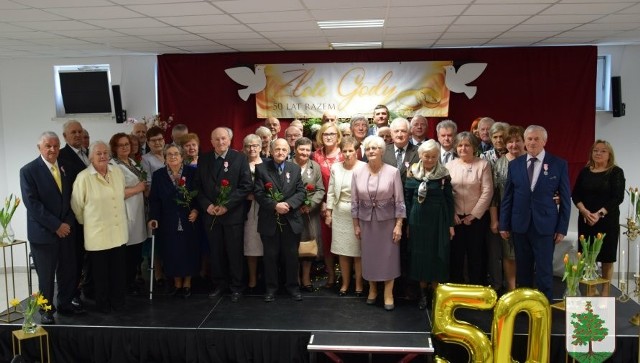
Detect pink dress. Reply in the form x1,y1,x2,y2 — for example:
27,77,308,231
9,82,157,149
351,164,406,281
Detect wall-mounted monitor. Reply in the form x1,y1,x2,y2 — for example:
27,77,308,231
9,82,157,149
54,64,114,118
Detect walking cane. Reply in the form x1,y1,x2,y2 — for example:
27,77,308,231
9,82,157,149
149,230,155,300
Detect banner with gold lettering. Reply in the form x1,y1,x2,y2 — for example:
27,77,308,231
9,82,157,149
255,61,452,119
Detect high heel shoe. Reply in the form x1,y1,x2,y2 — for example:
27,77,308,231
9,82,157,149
354,290,364,298
338,290,347,297
366,295,377,305
384,303,395,311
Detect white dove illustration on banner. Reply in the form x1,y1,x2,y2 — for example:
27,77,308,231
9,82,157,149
225,65,266,101
444,63,488,99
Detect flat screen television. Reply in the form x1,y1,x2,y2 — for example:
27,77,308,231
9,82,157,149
58,70,112,114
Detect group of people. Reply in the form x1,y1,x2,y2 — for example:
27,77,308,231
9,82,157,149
20,106,625,324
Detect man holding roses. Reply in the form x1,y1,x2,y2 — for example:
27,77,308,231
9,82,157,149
254,138,306,302
194,127,252,302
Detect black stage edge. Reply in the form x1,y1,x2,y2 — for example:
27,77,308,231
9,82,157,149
1,279,638,363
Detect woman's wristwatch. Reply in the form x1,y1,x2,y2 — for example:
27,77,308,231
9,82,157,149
598,211,605,218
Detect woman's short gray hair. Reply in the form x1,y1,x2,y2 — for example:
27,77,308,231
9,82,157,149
163,143,185,159
417,139,440,156
362,135,385,150
490,121,509,137
453,131,479,153
350,114,368,128
243,133,261,148
255,126,271,138
88,140,108,158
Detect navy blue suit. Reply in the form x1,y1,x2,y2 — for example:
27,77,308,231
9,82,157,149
20,157,77,310
500,151,571,300
254,160,305,294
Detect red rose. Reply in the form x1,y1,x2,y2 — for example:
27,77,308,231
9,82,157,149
306,184,315,192
265,182,273,190
221,179,230,187
178,177,186,186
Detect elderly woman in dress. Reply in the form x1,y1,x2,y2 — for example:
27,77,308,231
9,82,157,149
312,122,344,288
108,133,148,296
71,141,128,313
326,136,366,296
147,144,200,298
352,135,405,311
292,137,325,292
405,139,454,310
490,126,525,292
242,134,265,291
446,132,493,285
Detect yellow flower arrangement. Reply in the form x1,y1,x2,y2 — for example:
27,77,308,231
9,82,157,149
562,252,584,297
0,193,20,243
10,292,52,333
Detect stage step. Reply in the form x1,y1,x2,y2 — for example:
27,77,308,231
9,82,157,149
308,331,433,363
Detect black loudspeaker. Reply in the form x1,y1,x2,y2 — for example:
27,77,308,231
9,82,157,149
611,76,625,117
112,85,126,123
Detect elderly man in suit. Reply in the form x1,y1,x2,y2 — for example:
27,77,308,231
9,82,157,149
382,117,420,298
499,125,571,301
58,120,90,305
195,127,253,302
383,117,420,183
20,131,85,325
254,138,306,302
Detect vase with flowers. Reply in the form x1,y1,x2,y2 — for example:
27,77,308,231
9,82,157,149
580,233,605,281
1,193,20,244
10,292,52,334
562,253,584,298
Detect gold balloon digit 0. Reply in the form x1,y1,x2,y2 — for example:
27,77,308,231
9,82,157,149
492,288,550,363
431,283,498,363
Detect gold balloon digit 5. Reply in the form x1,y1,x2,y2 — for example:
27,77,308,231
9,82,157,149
432,284,498,363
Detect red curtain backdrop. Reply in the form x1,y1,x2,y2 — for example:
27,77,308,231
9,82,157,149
157,46,596,184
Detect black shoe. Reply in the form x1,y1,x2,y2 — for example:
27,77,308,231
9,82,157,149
182,287,192,299
264,293,275,302
302,284,315,293
384,304,395,311
167,286,180,297
355,291,364,298
291,292,303,301
208,287,225,299
230,292,241,303
57,304,86,315
418,296,428,310
40,311,55,325
338,290,347,297
71,297,84,309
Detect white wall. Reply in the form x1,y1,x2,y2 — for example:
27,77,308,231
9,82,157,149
0,55,156,267
597,45,640,278
1,47,639,271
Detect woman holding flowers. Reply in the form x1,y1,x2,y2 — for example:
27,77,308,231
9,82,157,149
326,136,365,296
571,140,625,295
312,122,344,288
292,137,325,292
147,144,199,298
109,133,148,295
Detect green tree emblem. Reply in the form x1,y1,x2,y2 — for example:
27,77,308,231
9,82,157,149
568,300,613,362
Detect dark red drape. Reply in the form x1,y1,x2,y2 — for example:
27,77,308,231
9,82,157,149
157,46,596,184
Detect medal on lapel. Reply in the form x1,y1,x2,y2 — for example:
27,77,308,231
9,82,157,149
286,171,290,183
223,161,229,172
543,163,548,176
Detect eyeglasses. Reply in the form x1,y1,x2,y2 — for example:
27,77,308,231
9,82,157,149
117,143,130,148
323,133,337,138
245,144,260,149
149,137,164,143
166,152,181,157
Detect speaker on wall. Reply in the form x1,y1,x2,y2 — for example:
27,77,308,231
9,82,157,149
112,85,126,123
611,76,625,118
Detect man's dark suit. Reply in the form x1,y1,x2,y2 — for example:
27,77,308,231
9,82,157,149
499,152,571,301
382,143,419,184
254,160,305,294
58,144,89,298
195,149,252,293
20,157,77,311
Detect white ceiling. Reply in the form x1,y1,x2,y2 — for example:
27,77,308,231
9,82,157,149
1,0,639,58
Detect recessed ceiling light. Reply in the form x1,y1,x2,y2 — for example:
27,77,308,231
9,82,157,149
330,42,383,49
318,19,384,29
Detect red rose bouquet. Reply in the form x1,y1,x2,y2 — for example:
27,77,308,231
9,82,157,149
304,184,315,207
265,182,285,231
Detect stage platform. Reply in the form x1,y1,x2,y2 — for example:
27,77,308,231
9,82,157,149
0,278,638,363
